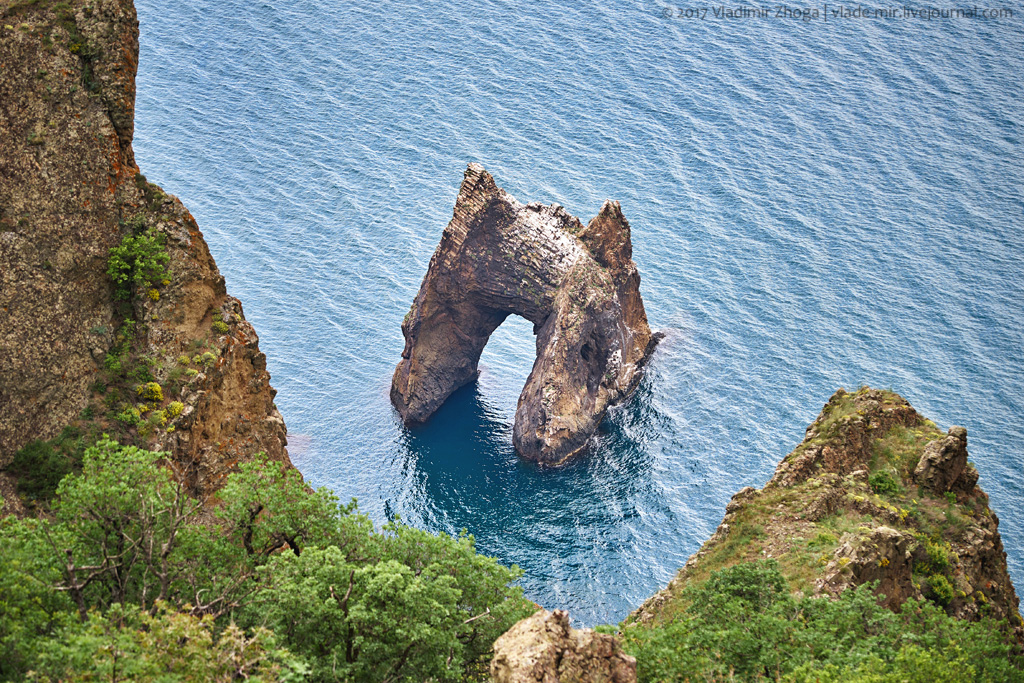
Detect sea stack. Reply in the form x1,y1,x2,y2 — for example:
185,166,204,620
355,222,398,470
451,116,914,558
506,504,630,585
391,164,658,465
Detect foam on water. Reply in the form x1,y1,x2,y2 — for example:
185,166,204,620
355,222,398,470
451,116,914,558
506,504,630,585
134,0,1024,625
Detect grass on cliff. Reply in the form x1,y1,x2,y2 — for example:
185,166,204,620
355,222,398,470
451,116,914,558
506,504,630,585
620,560,1024,682
639,387,1010,631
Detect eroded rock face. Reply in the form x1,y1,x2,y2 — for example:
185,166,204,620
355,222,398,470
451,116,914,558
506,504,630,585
914,425,978,494
629,388,1022,631
491,609,637,683
0,0,289,497
391,164,657,464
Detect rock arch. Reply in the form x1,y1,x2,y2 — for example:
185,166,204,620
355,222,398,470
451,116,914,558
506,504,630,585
391,164,659,465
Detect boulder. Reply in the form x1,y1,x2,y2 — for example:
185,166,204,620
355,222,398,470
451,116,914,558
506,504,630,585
491,609,636,683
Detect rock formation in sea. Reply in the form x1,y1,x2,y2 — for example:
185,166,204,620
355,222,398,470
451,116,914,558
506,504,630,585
630,387,1021,627
391,164,659,465
0,0,289,507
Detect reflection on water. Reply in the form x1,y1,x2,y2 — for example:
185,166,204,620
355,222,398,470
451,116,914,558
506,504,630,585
387,365,694,622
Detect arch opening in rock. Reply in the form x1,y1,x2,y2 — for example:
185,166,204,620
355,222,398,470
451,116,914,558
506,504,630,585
391,164,661,465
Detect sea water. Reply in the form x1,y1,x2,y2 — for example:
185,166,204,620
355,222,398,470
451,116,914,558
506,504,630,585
133,0,1024,625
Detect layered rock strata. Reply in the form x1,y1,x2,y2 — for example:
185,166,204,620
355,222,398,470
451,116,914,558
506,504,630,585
391,164,657,464
491,609,637,683
629,387,1021,627
0,0,289,500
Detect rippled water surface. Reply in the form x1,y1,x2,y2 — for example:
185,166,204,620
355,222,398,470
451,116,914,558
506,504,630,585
134,0,1024,625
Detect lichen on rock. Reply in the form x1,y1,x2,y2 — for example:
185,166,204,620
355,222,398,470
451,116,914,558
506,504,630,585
391,164,659,465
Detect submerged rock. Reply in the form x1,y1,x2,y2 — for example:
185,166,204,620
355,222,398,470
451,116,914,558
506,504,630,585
391,164,658,465
491,609,636,683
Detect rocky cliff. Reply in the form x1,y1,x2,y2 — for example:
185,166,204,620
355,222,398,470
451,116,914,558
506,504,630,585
392,164,659,465
0,0,289,507
630,387,1021,628
489,388,1022,678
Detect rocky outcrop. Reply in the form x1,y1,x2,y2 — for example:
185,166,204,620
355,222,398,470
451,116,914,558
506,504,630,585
630,388,1021,629
0,0,288,499
914,426,978,494
491,609,636,683
391,164,658,465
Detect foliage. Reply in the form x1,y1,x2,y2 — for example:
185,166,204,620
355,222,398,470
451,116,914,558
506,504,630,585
167,400,184,418
212,312,230,333
50,438,215,618
113,406,141,426
27,603,307,682
0,443,532,682
869,470,901,496
0,517,76,680
135,381,163,402
249,528,533,682
928,573,954,606
106,226,170,301
102,320,136,376
218,455,349,559
622,560,1023,682
4,426,89,501
918,538,953,573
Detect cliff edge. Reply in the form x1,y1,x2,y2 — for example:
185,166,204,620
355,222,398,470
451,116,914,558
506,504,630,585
0,0,289,507
630,387,1021,628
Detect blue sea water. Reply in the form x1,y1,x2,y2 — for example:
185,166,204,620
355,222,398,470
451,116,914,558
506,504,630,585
133,0,1024,625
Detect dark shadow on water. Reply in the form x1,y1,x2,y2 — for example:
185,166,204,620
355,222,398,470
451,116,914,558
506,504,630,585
388,368,681,623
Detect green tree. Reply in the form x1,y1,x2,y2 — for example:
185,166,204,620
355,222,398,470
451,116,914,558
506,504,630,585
250,526,534,682
0,518,76,680
622,560,1024,682
28,602,307,682
0,439,534,681
49,438,219,618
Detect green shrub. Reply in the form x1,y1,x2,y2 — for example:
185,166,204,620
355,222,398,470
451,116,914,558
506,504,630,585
869,470,901,496
26,603,305,682
212,320,229,334
0,444,533,681
4,428,84,501
126,363,155,383
622,560,1024,683
166,401,184,418
114,406,141,426
102,353,123,374
135,382,163,403
919,539,952,573
106,227,170,301
200,352,217,367
929,574,955,606
808,532,839,549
